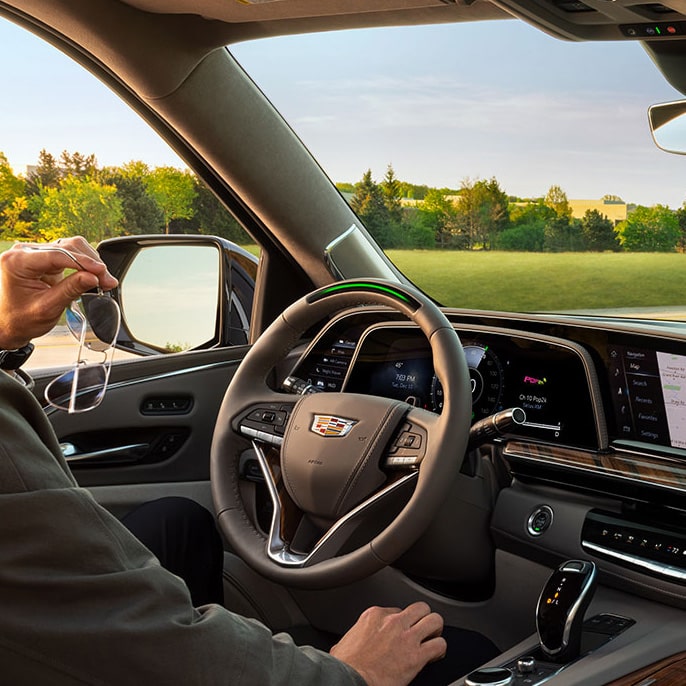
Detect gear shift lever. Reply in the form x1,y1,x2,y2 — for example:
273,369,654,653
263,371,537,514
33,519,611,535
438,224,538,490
536,560,596,663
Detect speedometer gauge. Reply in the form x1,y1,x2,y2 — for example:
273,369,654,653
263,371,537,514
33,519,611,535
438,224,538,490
430,343,505,420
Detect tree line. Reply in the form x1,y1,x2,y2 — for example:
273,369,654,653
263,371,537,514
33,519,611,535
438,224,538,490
342,166,686,252
2,152,685,252
0,150,251,244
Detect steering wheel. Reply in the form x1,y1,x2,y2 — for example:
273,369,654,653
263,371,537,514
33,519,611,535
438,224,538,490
211,279,471,589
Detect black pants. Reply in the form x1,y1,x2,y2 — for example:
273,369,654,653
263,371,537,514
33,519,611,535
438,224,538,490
122,498,499,683
122,496,224,607
410,626,500,685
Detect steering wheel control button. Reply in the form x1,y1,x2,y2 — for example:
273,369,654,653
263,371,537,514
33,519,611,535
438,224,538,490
527,505,554,536
386,422,427,468
398,431,421,448
465,667,514,685
239,404,293,446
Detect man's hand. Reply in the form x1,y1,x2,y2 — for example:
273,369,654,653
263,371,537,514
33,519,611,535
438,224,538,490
0,236,118,349
330,602,446,686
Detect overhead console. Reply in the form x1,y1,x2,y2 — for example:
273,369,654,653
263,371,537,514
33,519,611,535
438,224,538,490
490,0,686,41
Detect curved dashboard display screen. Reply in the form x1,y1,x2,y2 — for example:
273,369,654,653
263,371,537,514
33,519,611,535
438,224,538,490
344,327,600,449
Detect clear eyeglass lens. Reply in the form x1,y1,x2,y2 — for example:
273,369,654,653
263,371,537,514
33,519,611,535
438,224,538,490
45,362,109,413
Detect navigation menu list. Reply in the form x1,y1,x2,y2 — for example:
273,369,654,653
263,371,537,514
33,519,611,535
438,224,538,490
656,352,686,449
609,345,686,449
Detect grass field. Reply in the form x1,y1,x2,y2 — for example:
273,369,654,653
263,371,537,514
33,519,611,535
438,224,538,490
385,250,686,315
5,240,685,317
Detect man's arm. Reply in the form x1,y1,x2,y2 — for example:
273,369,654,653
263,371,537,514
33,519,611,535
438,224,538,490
0,236,445,686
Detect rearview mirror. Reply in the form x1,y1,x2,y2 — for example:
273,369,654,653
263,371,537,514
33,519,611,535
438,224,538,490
648,100,686,154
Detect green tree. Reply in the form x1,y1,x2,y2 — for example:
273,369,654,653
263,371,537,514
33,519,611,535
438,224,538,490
0,197,33,241
0,152,24,216
398,182,429,201
99,164,163,235
350,169,396,247
675,202,686,252
381,164,403,226
335,182,356,195
453,177,509,250
541,186,581,251
398,210,435,248
60,150,98,178
494,223,545,251
544,216,584,252
581,209,619,251
190,180,251,243
615,205,679,252
419,188,460,248
544,184,572,220
25,149,61,197
145,166,197,234
497,201,550,251
35,176,123,243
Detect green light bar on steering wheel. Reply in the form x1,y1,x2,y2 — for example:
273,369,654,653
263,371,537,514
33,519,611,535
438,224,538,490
306,281,421,311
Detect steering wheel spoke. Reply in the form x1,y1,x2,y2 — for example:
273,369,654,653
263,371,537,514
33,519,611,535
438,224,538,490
253,438,418,567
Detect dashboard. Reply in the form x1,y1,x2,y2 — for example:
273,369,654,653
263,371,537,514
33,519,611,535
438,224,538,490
291,308,686,459
288,307,686,597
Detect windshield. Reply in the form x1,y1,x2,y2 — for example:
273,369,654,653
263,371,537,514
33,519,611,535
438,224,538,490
233,21,686,320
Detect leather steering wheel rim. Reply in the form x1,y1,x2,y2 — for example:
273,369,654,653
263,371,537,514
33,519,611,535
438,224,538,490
211,279,472,589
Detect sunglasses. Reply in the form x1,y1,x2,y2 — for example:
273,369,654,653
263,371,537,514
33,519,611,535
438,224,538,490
24,244,121,413
45,291,121,413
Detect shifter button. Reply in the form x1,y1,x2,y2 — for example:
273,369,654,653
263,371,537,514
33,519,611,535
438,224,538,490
563,561,585,572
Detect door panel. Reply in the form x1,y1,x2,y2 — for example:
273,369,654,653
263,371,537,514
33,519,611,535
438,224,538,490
31,346,249,513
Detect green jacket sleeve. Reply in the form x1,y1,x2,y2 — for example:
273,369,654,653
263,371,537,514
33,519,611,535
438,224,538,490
0,373,366,686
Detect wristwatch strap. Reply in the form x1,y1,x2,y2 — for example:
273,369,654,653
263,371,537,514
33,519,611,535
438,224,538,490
0,343,35,370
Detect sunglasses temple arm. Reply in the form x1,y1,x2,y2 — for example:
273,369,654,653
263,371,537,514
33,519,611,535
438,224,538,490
68,315,89,414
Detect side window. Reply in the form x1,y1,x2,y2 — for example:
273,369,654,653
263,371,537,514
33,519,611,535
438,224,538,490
0,18,259,370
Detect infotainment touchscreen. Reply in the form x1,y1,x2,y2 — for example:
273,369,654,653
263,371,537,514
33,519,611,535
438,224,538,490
608,345,686,451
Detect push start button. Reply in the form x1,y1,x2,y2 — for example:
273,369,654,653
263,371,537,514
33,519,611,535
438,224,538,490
527,505,553,536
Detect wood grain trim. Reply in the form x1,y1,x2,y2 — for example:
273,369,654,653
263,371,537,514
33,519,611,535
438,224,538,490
603,651,686,685
503,441,686,493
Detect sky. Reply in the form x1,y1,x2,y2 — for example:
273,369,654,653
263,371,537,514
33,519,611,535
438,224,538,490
1,14,686,207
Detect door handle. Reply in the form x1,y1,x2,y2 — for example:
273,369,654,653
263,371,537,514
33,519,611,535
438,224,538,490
61,442,150,464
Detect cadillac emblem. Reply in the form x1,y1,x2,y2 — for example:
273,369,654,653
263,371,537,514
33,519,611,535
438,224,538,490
311,414,357,437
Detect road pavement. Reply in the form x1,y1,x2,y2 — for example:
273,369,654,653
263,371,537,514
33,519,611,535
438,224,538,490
27,326,135,371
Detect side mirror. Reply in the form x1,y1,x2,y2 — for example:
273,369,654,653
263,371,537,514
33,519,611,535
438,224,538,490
648,100,686,155
97,235,258,356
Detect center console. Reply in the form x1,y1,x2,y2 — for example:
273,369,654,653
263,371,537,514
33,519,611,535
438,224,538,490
464,561,635,686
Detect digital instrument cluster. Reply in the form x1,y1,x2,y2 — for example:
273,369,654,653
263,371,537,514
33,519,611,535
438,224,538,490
343,326,601,449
